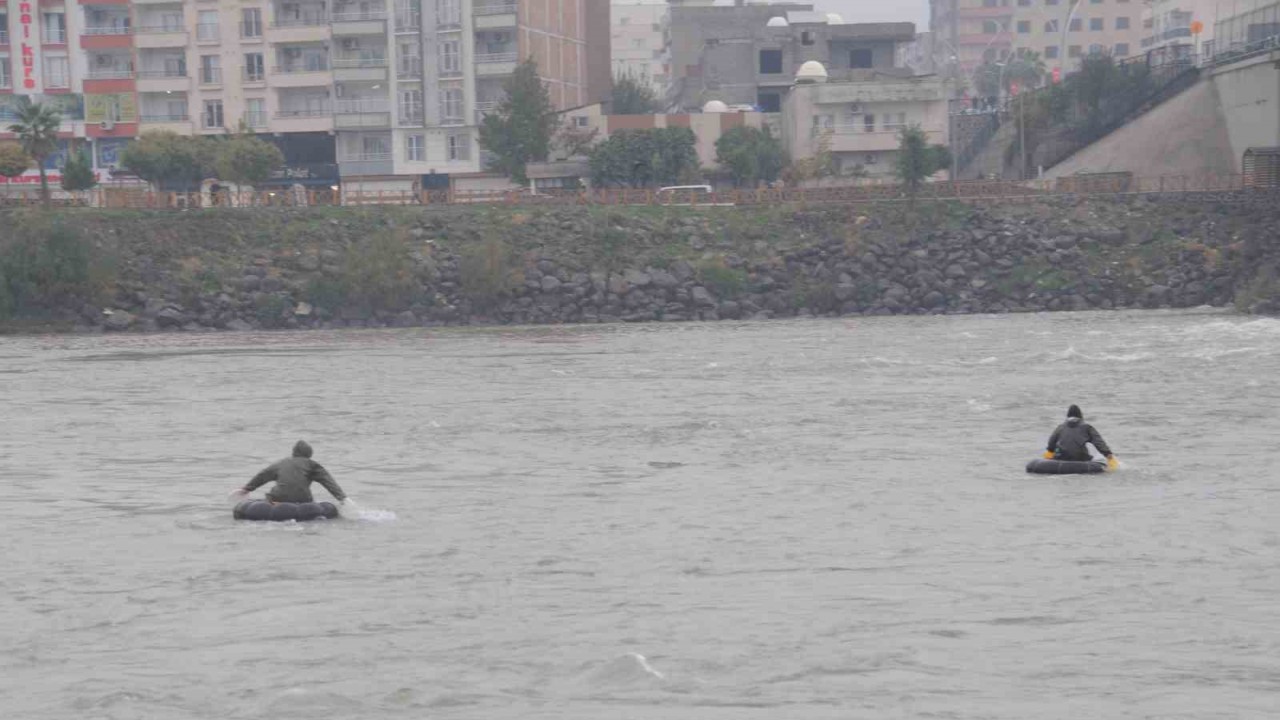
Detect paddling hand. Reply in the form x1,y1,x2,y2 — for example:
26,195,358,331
1106,455,1119,472
229,488,249,501
1042,450,1054,460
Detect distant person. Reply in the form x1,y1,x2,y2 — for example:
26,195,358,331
1044,405,1118,470
232,441,349,504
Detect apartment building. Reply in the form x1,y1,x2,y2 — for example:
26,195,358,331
611,0,670,98
1141,0,1219,56
666,1,915,114
930,0,1145,84
781,61,952,180
0,0,610,192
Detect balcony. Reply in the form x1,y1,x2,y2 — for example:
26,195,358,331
333,55,388,81
198,68,223,86
337,151,393,176
815,127,945,154
137,68,190,92
242,67,267,84
270,14,331,43
85,67,135,80
475,51,517,76
334,98,391,128
139,112,193,133
474,100,499,122
81,24,133,49
398,106,424,125
273,107,335,132
135,26,189,48
272,64,333,87
42,28,67,45
331,10,387,37
240,24,267,42
474,1,516,29
244,110,269,128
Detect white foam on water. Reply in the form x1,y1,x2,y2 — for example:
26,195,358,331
338,499,397,523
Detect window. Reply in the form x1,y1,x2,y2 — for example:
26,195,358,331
361,135,390,157
1044,20,1059,33
1068,45,1082,57
850,48,873,68
1116,17,1130,30
200,55,221,84
399,88,423,123
436,0,461,27
1088,43,1104,55
1069,18,1082,31
1044,45,1059,59
42,13,66,44
864,152,877,165
1017,0,1030,5
197,10,219,41
573,116,588,127
1114,43,1129,56
0,58,9,88
757,91,781,113
1047,0,1059,4
982,20,1000,34
406,134,425,161
244,53,264,81
447,131,470,161
242,8,262,38
864,114,875,132
245,98,266,127
439,86,463,123
1089,18,1103,31
439,40,460,75
203,99,224,129
44,56,69,87
1017,21,1030,33
758,49,782,74
801,31,814,46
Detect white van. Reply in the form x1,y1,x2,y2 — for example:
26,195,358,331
654,185,733,206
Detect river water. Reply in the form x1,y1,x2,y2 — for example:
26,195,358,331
2,310,1278,719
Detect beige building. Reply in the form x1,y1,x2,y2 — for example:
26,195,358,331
611,0,670,97
781,61,952,180
0,0,610,193
930,0,1145,85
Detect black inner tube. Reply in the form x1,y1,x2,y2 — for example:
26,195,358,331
1025,458,1107,475
233,500,339,521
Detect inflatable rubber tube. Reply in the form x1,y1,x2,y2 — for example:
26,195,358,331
233,500,339,522
1025,458,1107,475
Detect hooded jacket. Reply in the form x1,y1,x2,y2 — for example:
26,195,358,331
1047,416,1112,462
245,442,346,503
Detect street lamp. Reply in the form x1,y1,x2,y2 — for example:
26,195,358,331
1058,0,1083,78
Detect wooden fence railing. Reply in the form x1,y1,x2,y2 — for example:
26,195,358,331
0,174,1265,211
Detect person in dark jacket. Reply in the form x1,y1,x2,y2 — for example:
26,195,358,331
234,441,348,503
1045,405,1118,469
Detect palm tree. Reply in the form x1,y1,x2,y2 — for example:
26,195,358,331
7,98,64,206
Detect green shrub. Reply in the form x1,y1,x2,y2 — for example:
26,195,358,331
695,261,747,298
301,229,420,315
254,294,293,328
0,216,112,320
459,234,518,309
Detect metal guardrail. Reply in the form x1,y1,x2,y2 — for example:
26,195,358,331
474,2,517,15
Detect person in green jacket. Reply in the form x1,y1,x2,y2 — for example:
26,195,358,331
233,441,348,504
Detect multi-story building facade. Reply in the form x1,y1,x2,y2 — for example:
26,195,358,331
0,0,610,192
666,1,915,114
930,0,1145,88
611,0,670,99
781,62,953,180
1141,0,1218,56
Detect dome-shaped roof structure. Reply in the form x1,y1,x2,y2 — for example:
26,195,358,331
826,13,844,25
766,16,789,28
702,100,730,113
795,60,829,84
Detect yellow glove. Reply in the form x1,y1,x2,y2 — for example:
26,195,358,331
1107,455,1119,471
1042,450,1054,460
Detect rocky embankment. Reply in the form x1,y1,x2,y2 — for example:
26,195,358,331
4,193,1279,333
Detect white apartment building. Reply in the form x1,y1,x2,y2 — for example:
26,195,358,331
611,0,669,97
1141,0,1222,56
0,0,609,192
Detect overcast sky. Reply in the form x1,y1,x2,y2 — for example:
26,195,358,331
706,0,931,30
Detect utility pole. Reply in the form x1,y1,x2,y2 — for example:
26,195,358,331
1019,90,1027,180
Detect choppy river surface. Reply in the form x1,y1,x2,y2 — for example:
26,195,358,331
2,310,1279,719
